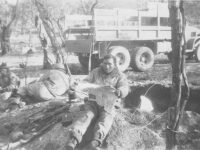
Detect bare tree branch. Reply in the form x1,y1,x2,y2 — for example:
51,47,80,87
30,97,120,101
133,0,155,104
7,0,19,28
56,18,65,45
90,0,98,14
180,0,190,115
81,0,87,14
32,0,64,63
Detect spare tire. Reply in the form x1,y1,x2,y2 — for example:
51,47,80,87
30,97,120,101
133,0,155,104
78,54,101,69
108,46,131,72
130,47,154,72
195,45,200,62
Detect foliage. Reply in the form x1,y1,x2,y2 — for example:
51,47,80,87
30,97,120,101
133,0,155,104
0,0,19,55
16,0,36,34
0,0,18,26
184,1,200,27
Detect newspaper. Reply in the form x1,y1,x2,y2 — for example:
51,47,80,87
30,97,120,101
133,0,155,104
77,82,117,113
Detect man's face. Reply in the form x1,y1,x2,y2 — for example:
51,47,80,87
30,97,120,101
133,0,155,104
0,69,7,76
102,58,115,73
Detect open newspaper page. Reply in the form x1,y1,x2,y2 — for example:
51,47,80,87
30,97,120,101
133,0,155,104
77,82,117,113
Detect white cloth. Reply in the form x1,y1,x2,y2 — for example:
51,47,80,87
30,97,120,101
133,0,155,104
0,92,12,101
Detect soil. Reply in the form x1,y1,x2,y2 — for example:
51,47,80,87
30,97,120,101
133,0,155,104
1,41,200,150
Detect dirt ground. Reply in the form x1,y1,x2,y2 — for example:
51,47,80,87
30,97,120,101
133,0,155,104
1,42,200,150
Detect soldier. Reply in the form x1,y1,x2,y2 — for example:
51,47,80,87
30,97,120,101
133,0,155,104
0,63,20,101
0,63,20,111
16,63,70,103
66,54,129,150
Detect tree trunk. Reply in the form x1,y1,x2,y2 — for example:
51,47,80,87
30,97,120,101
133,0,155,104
166,1,190,149
41,19,63,63
0,0,18,56
32,0,63,63
43,48,52,69
1,26,11,55
166,1,182,148
35,15,53,69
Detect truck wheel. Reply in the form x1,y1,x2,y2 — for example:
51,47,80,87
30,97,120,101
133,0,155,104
108,46,131,72
78,54,100,69
130,47,154,72
195,46,200,62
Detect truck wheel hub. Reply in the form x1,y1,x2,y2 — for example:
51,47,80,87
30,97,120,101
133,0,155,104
116,53,125,65
140,54,148,64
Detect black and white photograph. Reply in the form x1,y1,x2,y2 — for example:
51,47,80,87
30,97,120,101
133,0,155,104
0,0,200,150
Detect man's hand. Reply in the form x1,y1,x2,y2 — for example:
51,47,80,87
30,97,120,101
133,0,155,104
104,85,116,92
70,79,79,89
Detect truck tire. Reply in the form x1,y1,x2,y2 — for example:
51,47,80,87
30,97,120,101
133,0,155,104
130,47,154,72
195,45,200,62
78,54,100,69
108,46,131,72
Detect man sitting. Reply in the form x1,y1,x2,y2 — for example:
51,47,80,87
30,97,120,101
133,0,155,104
66,54,129,150
0,63,20,111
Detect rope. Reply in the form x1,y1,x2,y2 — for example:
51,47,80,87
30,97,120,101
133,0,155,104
128,107,174,131
129,70,189,118
144,83,158,96
122,106,200,135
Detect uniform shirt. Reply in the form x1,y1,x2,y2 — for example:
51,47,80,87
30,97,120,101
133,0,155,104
83,67,129,98
0,72,20,92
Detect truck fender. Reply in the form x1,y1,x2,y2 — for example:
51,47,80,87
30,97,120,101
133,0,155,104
193,38,200,50
186,37,200,51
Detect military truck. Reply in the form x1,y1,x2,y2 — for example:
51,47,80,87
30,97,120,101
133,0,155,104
64,3,200,72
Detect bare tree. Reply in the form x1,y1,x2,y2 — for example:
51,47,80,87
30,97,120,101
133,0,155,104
34,14,52,69
31,0,80,67
31,0,64,64
166,0,190,149
0,0,19,55
80,0,116,15
184,1,200,27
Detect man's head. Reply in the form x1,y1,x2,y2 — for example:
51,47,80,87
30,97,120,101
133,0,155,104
101,54,117,74
0,63,9,76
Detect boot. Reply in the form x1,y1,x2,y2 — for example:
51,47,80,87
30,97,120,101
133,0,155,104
83,140,101,150
66,137,78,150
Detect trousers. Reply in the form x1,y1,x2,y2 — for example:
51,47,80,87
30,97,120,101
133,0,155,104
70,100,115,144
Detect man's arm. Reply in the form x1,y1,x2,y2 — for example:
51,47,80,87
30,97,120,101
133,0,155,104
82,69,96,83
116,74,129,98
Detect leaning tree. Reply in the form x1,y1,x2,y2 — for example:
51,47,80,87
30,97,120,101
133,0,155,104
0,0,19,55
166,0,190,149
31,0,81,69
